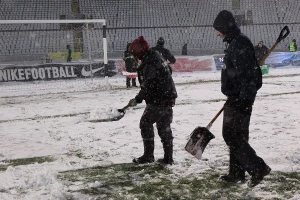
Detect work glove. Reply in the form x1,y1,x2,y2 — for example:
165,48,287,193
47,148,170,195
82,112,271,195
129,98,137,107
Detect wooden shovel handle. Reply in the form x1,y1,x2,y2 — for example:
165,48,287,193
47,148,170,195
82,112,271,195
206,106,224,130
122,104,131,110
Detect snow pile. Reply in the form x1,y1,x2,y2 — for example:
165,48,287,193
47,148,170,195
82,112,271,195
88,107,123,121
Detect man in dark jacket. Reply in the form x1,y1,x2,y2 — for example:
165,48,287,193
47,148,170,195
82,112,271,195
254,41,269,65
151,37,176,73
127,36,178,165
213,10,271,188
123,42,138,88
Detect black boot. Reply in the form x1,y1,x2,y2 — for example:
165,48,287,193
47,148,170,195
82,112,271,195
248,165,271,187
157,140,174,165
219,174,246,183
133,139,154,164
220,153,246,183
132,78,138,87
126,77,131,88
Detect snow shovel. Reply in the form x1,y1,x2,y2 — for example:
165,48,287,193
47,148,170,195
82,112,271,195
259,25,290,66
185,106,224,159
88,104,131,123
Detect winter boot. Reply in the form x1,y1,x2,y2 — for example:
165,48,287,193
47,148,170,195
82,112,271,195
126,78,131,88
133,139,155,164
220,153,246,183
132,78,138,87
157,140,174,165
248,165,271,187
219,174,246,183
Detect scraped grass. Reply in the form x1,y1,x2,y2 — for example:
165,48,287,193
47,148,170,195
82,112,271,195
0,156,55,171
59,163,300,199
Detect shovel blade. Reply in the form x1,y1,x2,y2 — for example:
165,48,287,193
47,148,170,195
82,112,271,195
117,109,126,114
185,126,215,159
88,110,125,123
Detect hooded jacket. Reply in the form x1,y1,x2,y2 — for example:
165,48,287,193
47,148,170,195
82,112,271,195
135,49,177,106
213,10,262,106
151,44,176,64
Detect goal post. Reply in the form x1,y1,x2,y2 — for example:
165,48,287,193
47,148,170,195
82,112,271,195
0,19,108,78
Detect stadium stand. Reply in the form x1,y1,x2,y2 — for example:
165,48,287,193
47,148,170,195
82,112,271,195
0,0,299,61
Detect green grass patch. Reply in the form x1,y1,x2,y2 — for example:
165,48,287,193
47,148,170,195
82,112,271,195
59,163,300,199
0,156,55,171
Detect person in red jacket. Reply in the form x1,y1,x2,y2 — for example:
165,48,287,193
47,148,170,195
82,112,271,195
127,36,178,165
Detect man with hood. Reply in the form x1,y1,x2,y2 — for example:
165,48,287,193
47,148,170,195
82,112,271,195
151,37,176,73
127,36,178,165
213,10,271,187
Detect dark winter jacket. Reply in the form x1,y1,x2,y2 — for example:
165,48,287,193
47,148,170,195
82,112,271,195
151,44,176,64
123,43,138,72
213,10,262,107
123,50,137,72
135,49,177,106
254,45,269,65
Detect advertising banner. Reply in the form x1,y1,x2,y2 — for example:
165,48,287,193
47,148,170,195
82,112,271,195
0,61,117,82
115,56,215,73
213,52,300,70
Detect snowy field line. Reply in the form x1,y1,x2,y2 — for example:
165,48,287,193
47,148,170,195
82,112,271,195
1,71,300,98
0,89,300,124
0,67,300,199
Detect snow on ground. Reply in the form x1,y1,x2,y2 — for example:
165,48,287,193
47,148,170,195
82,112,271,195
1,67,300,199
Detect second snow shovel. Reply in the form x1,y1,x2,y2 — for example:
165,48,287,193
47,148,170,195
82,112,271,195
88,104,131,122
259,25,290,66
185,106,224,159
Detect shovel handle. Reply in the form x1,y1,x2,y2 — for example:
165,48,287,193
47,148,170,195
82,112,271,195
259,26,290,66
206,106,224,130
122,104,131,110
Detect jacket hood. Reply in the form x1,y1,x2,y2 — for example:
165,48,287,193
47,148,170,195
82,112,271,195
213,10,241,42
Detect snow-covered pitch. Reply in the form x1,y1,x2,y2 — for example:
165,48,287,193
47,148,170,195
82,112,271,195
1,67,300,199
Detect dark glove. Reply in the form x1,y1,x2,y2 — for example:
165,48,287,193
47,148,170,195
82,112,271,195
170,99,176,107
135,95,143,104
129,98,137,107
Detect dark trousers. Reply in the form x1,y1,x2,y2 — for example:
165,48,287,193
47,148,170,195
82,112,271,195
126,77,136,87
140,104,173,143
222,106,268,177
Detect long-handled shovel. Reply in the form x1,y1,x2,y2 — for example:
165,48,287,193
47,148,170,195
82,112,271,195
259,25,290,66
185,106,224,159
88,104,131,122
185,26,290,160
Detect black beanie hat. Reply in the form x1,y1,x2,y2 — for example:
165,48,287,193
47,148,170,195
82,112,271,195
213,10,238,35
157,37,165,46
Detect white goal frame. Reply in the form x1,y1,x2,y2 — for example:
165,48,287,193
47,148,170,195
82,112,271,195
0,19,108,77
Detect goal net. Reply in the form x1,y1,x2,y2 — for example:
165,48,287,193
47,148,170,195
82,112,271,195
0,19,116,92
0,19,115,94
